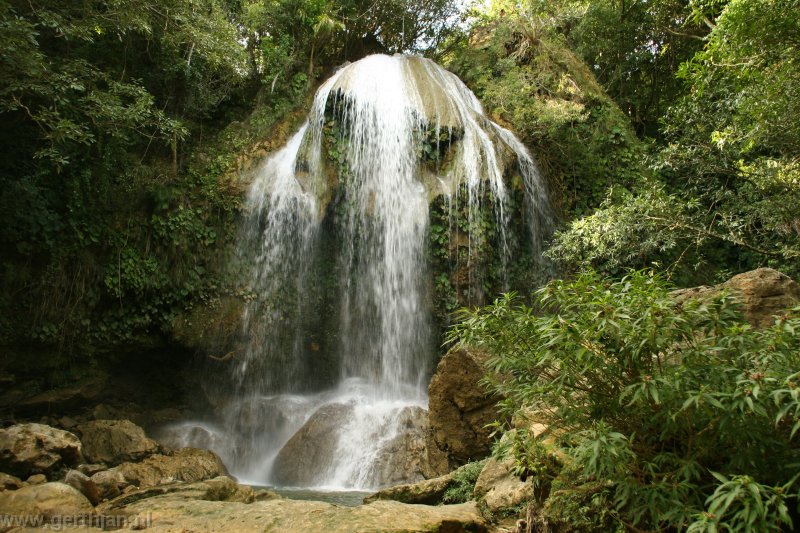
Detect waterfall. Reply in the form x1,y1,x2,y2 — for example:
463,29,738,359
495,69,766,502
158,54,552,491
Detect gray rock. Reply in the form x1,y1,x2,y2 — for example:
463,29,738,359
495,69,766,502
76,419,159,465
367,406,431,487
0,423,82,478
270,403,353,486
97,475,256,513
77,463,108,476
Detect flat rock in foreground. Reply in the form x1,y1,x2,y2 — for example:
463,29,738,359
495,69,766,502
119,498,487,533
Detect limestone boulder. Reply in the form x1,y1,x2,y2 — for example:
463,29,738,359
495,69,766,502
364,472,455,505
76,419,158,465
0,482,93,518
271,404,433,488
672,268,800,328
366,406,431,487
271,403,352,486
0,423,82,478
426,348,502,475
473,455,533,515
90,468,126,501
111,447,227,489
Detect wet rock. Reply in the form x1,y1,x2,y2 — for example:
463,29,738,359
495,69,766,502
112,447,227,489
672,268,800,328
64,469,100,505
270,403,355,486
76,419,158,465
272,404,433,487
0,423,82,478
0,482,93,518
368,407,431,487
426,348,502,475
364,472,455,505
0,471,23,490
473,455,533,515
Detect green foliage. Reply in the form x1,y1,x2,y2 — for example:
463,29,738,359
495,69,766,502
568,0,708,137
242,0,460,88
442,459,487,504
0,0,305,356
546,0,800,284
448,270,800,530
447,18,646,217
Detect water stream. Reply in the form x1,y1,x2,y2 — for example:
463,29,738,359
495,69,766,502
158,54,552,492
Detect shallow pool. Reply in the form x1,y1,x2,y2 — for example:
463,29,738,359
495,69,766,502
260,487,372,507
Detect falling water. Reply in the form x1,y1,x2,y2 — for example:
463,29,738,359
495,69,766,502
158,54,552,490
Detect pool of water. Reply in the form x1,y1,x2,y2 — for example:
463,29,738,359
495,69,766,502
258,487,371,507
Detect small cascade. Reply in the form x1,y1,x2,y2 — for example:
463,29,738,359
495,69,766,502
159,54,552,491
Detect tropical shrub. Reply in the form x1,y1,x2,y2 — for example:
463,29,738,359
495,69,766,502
448,270,800,530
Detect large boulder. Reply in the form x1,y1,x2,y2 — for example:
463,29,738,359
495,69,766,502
426,348,502,475
271,403,351,486
0,423,82,478
272,404,432,488
111,447,227,489
672,268,800,328
0,482,93,518
76,419,159,465
364,406,431,487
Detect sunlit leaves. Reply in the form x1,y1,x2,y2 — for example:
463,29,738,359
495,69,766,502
449,271,800,529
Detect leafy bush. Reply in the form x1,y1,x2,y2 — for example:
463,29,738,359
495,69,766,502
448,270,800,530
442,459,487,504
